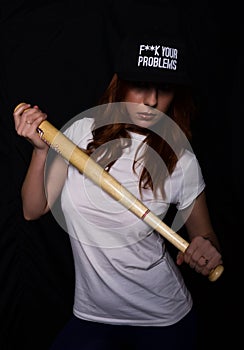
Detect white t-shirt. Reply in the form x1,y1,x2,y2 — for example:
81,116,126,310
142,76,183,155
61,117,205,326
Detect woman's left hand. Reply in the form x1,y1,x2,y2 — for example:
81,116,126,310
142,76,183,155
176,236,223,276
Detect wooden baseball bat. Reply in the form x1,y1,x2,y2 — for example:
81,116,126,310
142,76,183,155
14,103,224,281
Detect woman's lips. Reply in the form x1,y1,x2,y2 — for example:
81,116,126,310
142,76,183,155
137,112,156,120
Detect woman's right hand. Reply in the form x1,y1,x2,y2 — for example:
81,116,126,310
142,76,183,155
13,102,49,151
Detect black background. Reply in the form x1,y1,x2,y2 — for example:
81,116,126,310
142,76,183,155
0,1,241,349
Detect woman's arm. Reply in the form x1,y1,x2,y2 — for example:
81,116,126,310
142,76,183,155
21,147,50,219
13,103,67,220
176,191,223,276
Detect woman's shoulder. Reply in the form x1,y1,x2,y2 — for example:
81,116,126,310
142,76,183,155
62,117,94,145
63,116,94,131
176,148,198,166
174,148,204,182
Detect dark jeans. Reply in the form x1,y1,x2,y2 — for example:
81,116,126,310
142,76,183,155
50,308,197,350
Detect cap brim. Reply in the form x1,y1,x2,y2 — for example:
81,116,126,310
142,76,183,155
117,71,191,86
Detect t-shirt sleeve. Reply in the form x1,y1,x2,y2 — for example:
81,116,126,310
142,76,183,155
62,117,94,146
175,151,206,210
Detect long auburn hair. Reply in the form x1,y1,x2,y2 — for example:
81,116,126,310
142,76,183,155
86,74,196,198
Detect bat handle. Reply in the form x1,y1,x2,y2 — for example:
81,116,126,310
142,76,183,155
182,241,224,282
181,242,224,282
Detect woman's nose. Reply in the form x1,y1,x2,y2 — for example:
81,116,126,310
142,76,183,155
143,88,158,107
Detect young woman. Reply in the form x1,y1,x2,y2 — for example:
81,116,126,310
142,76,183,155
13,34,223,350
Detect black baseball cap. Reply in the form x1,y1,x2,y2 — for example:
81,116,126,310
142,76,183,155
115,33,191,86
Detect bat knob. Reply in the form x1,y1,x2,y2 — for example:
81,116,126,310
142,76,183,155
208,264,224,282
